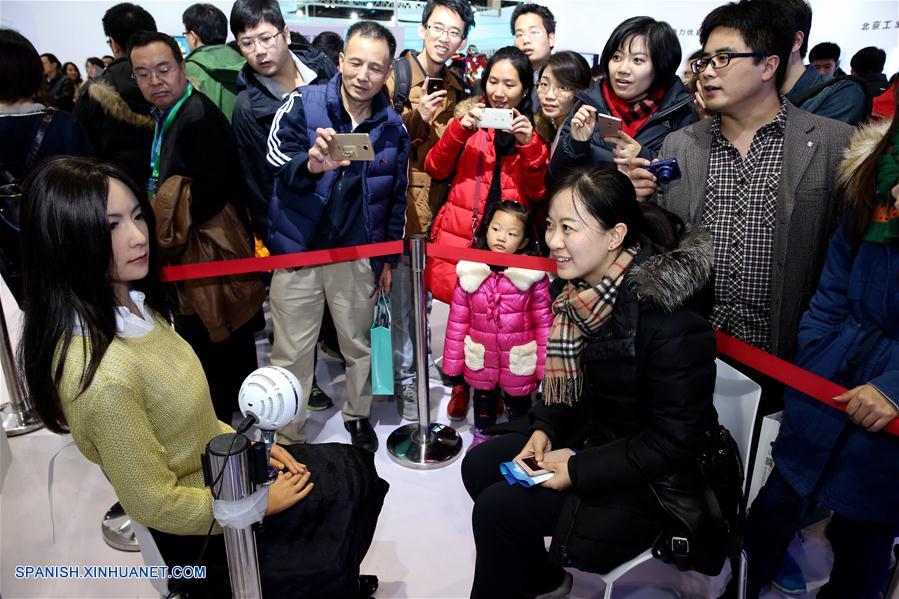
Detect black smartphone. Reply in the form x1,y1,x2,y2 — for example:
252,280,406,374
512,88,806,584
521,456,541,470
427,77,444,95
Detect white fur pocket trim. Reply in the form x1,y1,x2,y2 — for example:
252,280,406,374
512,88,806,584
464,336,486,371
509,340,538,376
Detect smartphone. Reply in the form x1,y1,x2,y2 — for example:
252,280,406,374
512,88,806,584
517,454,550,476
427,77,444,95
595,113,623,139
327,133,375,161
477,107,514,130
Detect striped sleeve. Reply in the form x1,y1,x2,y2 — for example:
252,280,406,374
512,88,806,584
266,90,315,187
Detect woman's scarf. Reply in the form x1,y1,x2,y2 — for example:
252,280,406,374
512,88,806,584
866,129,899,245
602,81,666,138
544,244,639,405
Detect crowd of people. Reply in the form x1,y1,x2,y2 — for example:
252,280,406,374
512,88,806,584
1,0,897,597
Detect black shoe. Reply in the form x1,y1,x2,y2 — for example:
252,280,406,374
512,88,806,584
307,381,333,411
357,574,378,598
345,418,378,452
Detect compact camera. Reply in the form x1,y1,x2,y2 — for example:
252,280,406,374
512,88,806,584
645,158,682,184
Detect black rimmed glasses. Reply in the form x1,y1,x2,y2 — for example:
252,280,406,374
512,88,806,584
690,52,769,74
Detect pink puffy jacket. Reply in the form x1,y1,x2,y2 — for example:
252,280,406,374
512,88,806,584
442,261,554,396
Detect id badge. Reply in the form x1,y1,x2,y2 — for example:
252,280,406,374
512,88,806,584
146,177,159,198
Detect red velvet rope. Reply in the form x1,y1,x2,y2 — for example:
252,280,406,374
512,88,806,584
160,241,898,436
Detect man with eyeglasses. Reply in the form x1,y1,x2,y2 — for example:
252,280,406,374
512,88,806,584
384,0,475,421
230,0,335,244
510,2,555,108
266,22,409,452
629,0,851,364
128,30,263,426
74,2,157,186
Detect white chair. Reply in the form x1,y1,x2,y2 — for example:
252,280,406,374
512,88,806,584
593,358,762,599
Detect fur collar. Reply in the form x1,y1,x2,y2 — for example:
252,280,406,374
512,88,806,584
456,260,546,292
629,225,713,313
837,118,892,188
87,80,154,129
453,97,555,144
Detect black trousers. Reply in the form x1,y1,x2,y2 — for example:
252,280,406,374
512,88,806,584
745,466,898,599
461,433,664,598
175,311,261,422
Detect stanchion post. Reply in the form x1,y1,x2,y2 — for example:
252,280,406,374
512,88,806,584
0,293,42,436
387,235,462,469
204,434,263,599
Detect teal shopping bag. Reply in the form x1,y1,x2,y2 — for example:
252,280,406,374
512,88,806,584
370,290,394,395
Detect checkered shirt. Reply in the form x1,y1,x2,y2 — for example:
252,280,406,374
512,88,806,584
701,100,788,351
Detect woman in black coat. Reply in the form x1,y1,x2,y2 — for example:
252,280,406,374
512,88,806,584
461,167,722,598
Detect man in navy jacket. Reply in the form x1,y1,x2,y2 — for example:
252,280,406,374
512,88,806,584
266,21,409,451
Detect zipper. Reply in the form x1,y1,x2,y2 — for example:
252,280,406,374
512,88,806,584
560,497,581,566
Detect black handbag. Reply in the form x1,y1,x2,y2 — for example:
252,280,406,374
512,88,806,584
0,108,56,304
649,424,744,576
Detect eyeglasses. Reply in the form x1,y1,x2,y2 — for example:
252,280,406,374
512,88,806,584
536,80,573,95
514,29,547,42
237,31,284,51
690,52,769,74
132,62,177,81
426,23,464,41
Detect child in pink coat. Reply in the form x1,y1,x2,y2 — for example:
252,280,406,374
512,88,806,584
442,202,554,449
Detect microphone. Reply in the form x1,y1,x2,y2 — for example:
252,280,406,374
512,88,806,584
237,366,303,482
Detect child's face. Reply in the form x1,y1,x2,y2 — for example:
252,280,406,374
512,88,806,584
486,210,527,254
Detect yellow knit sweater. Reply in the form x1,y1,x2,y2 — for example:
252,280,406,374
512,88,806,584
58,317,234,535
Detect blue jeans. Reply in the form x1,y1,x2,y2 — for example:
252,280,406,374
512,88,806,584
745,466,897,598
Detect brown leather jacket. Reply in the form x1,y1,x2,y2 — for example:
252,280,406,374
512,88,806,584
153,175,264,342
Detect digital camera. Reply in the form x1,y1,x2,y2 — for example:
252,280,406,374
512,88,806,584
645,158,682,184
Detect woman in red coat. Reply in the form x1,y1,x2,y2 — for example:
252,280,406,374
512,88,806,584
425,45,549,305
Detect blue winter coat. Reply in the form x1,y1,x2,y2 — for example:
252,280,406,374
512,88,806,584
773,226,899,525
265,73,409,274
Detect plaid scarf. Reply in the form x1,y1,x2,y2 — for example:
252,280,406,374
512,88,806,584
602,81,667,138
544,244,639,405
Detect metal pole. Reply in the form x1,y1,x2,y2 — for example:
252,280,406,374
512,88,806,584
0,292,42,436
205,433,263,599
387,235,462,469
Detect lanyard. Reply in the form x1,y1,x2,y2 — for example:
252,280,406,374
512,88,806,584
147,83,193,196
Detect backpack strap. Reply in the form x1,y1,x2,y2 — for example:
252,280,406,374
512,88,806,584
24,108,56,170
392,55,413,113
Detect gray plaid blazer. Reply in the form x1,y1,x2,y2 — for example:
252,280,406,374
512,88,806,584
652,102,852,358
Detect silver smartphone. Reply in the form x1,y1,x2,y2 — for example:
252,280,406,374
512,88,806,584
477,108,514,130
595,113,623,138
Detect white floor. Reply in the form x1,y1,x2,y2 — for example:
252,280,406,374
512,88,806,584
0,291,838,598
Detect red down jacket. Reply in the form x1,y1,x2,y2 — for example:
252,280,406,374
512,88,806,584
442,260,554,396
424,105,549,304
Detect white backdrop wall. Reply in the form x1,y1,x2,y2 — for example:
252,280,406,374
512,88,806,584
0,1,897,85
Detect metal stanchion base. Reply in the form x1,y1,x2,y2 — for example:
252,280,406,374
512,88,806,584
1,403,43,436
386,422,463,470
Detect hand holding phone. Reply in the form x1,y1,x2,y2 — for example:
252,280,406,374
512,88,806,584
517,454,550,476
426,77,444,95
477,107,514,130
308,127,351,174
419,77,448,125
